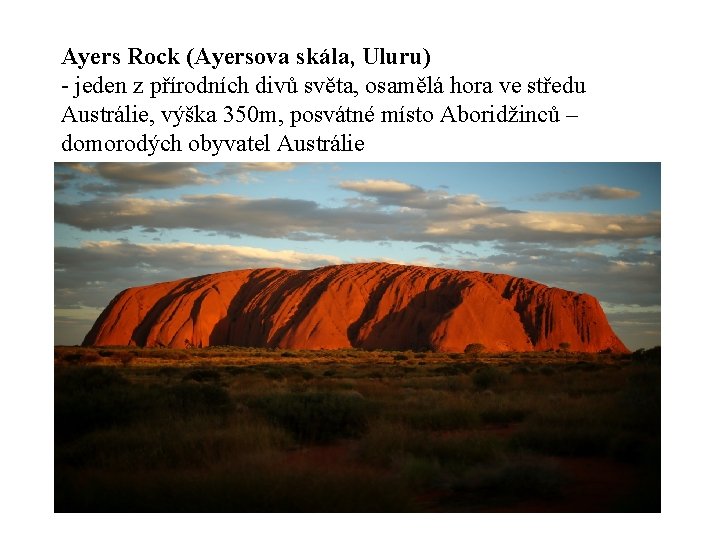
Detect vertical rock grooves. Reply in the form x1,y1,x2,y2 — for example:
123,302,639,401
83,262,628,353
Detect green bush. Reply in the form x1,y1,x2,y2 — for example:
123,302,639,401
55,368,146,440
539,366,556,376
169,383,234,417
512,365,534,374
471,366,508,390
182,368,222,383
433,365,461,376
247,391,370,442
55,367,235,442
264,369,285,380
155,366,181,378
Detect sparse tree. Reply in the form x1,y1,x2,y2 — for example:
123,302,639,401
464,343,486,354
464,343,486,359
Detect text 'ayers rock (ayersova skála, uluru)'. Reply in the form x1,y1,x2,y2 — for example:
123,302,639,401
83,262,629,353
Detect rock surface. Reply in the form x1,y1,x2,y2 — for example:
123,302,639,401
83,263,628,353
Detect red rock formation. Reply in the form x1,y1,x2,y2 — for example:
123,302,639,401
83,263,629,353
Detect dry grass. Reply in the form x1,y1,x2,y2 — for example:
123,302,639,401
55,345,659,512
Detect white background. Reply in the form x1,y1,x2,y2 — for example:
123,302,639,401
1,0,718,536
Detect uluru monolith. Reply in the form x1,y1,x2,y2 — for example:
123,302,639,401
83,262,628,353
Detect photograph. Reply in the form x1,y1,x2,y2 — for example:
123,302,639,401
54,162,660,512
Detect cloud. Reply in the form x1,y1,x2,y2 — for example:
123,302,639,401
55,241,342,310
59,162,94,175
416,244,447,253
340,179,417,194
54,162,214,194
55,192,660,246
219,163,296,174
55,309,106,346
54,241,343,344
54,240,661,349
336,181,655,244
216,162,298,184
443,245,660,307
55,162,94,190
435,243,661,348
93,163,210,190
533,185,641,201
604,306,661,350
54,162,297,194
339,179,486,210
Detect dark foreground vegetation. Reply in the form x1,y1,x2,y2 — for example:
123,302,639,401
55,346,660,512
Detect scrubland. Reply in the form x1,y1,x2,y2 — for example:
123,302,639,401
54,346,660,512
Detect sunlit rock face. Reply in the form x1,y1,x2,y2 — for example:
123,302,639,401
83,262,628,353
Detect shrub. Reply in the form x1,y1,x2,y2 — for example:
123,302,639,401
454,363,475,374
388,430,504,467
512,365,533,374
632,346,661,364
433,365,461,376
156,366,181,379
247,391,370,442
144,349,191,360
114,351,135,366
396,399,481,431
168,383,234,417
471,366,508,390
55,368,144,440
62,351,101,364
182,368,221,383
55,366,129,392
464,343,487,360
223,366,250,376
60,352,83,363
479,405,529,424
264,369,285,380
464,343,486,354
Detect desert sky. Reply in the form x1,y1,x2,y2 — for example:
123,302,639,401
54,162,660,349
